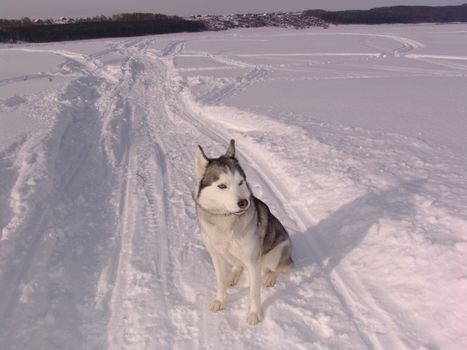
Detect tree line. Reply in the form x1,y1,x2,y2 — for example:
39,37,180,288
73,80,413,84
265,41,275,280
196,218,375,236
304,4,467,25
0,13,206,43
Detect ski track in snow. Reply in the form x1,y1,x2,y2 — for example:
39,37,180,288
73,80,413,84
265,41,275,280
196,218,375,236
1,27,467,349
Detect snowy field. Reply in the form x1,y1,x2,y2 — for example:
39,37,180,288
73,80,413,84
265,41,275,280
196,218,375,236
0,24,466,349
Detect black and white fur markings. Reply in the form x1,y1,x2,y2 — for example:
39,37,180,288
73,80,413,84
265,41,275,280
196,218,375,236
194,139,294,325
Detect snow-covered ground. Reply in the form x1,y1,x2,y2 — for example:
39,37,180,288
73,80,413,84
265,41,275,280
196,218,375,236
0,24,466,349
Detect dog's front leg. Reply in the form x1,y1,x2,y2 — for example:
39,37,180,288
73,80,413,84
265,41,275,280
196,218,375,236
246,261,262,325
209,254,227,312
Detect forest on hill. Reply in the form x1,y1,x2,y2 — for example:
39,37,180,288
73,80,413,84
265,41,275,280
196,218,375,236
0,13,206,43
304,4,467,24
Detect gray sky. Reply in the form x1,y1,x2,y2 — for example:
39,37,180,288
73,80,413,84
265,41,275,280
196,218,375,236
1,0,466,19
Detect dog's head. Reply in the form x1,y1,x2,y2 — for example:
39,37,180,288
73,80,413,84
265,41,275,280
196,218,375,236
195,139,252,215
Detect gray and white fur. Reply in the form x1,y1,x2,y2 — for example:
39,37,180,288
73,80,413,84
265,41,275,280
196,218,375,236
194,139,294,325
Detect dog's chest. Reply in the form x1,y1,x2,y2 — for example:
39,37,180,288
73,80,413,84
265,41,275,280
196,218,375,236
201,219,236,251
203,229,233,252
200,216,256,258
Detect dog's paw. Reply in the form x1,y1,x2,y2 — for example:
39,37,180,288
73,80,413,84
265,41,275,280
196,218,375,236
246,311,262,325
209,299,224,312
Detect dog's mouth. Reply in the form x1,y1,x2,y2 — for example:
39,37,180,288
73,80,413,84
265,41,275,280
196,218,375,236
232,207,249,216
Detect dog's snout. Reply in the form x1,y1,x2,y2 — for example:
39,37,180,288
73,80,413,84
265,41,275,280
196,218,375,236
238,199,249,209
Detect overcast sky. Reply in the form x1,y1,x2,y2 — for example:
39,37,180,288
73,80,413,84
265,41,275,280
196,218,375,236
1,0,466,19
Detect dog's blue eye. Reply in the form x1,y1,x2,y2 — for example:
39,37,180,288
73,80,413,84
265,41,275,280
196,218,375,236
239,180,244,186
218,184,227,189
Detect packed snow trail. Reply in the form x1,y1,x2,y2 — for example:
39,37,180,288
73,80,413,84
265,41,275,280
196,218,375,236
1,26,466,350
100,40,370,349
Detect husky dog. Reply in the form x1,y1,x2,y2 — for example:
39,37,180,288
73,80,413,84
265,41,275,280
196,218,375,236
193,139,293,325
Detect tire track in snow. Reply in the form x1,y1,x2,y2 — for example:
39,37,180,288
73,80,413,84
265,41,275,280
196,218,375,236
107,137,139,348
102,47,173,349
200,66,268,104
197,52,270,104
190,32,427,107
0,72,121,348
0,46,119,84
297,31,424,58
105,40,207,349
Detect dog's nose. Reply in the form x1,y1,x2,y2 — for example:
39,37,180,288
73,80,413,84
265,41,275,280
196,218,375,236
238,199,249,209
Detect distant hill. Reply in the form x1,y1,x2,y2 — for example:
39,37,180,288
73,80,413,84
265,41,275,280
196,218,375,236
3,4,467,43
304,4,467,24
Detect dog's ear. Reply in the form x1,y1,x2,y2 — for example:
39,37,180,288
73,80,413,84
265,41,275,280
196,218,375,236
195,145,209,181
225,139,236,158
